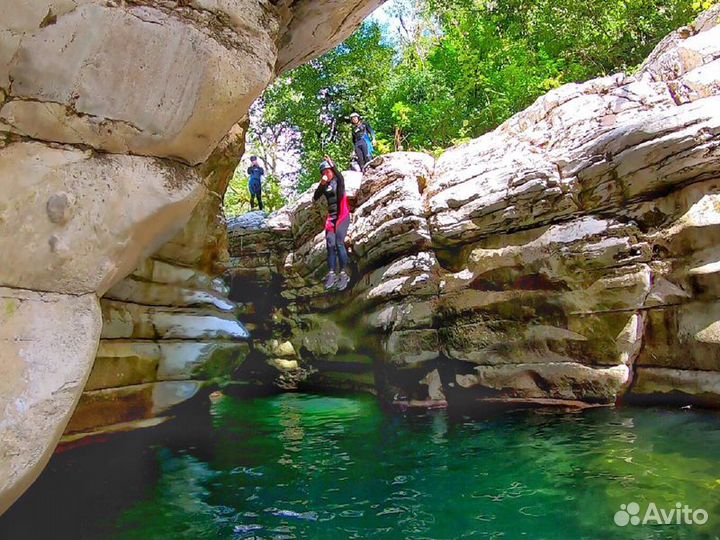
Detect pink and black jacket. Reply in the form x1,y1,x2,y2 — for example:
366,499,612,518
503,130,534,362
313,166,351,233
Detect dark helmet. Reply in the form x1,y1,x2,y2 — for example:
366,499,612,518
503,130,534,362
250,155,258,161
319,160,332,172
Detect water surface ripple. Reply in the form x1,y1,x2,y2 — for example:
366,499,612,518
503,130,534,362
2,393,719,540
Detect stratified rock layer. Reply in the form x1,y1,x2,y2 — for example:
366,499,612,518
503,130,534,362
228,8,720,408
0,0,383,514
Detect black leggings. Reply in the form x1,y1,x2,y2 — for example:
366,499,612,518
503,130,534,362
250,190,263,210
354,139,370,170
326,217,350,272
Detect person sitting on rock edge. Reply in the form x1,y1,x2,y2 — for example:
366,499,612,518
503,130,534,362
313,155,351,291
350,112,376,171
247,155,264,211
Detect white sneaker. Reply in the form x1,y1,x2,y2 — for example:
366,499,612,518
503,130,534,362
336,271,350,291
324,272,337,290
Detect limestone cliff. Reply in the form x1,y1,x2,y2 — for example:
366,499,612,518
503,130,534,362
1,0,718,519
0,0,383,515
63,121,252,441
228,7,720,408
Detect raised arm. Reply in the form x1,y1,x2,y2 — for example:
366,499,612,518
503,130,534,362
333,167,345,202
313,182,325,202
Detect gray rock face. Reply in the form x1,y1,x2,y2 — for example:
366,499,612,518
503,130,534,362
0,0,383,515
227,7,720,408
0,288,100,516
0,142,206,295
1,0,716,518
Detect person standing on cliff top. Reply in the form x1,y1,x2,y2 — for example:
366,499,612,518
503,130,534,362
247,155,264,211
313,155,351,291
350,112,376,171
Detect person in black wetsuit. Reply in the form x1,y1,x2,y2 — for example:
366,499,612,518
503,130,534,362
350,112,376,171
313,156,351,291
247,156,264,211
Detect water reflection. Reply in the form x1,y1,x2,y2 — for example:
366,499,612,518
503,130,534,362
430,411,448,446
128,394,720,539
1,394,719,540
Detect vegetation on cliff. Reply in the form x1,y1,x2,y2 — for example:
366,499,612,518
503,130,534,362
221,0,718,207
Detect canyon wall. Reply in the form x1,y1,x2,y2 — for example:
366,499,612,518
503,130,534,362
0,0,383,515
2,0,717,519
228,7,720,409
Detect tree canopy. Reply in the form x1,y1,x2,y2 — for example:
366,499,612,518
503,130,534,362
228,0,717,203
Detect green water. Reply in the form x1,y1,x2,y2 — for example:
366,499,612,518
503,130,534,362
2,393,720,540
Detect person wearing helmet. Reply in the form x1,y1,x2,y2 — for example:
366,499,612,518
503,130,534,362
247,155,264,211
350,113,376,171
313,155,351,291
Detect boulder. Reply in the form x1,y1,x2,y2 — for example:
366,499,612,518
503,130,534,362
2,3,273,164
0,142,204,295
0,288,100,516
456,363,630,403
630,367,720,407
64,381,203,435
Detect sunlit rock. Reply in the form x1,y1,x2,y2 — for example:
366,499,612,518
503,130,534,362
0,142,205,295
227,9,720,408
0,0,383,513
631,367,720,407
456,363,631,403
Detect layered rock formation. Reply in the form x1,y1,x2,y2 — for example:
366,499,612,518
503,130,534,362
228,7,720,409
2,0,717,519
63,121,253,442
0,0,383,515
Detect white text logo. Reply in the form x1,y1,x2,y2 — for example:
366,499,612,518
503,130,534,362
614,502,708,527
